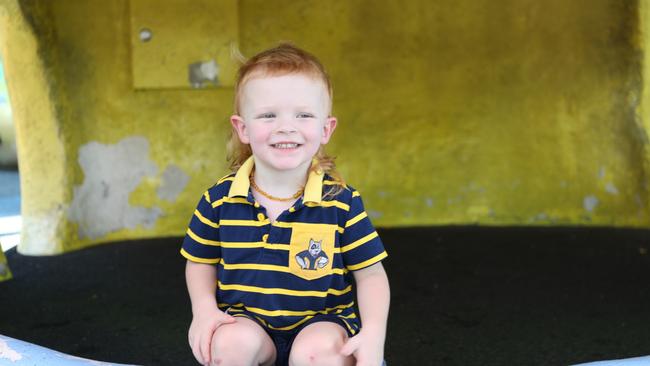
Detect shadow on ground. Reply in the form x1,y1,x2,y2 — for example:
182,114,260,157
1,226,649,365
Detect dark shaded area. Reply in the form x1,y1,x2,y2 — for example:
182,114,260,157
1,227,649,365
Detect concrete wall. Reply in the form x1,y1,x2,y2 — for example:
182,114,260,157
0,0,649,255
0,56,17,168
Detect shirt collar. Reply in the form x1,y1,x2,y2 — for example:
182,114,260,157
228,156,324,204
228,156,255,198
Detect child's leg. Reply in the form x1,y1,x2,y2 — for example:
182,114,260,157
288,321,354,366
211,316,276,366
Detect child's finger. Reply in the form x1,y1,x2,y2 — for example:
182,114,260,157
354,358,381,366
190,345,202,365
340,336,359,356
223,314,237,323
200,331,212,365
216,315,236,330
190,335,204,365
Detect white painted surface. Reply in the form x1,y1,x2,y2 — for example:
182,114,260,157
69,137,162,239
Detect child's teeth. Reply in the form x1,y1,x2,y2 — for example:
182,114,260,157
275,143,298,149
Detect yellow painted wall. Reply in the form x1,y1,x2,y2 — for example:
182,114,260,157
642,0,650,191
0,245,12,281
0,55,18,167
0,0,68,254
1,0,649,255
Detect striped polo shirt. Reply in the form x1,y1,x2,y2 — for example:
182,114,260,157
180,157,387,334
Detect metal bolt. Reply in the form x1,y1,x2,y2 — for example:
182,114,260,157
139,28,153,42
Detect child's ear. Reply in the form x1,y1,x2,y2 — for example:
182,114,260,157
230,115,249,144
320,117,337,145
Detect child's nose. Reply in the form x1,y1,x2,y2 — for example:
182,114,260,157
276,116,297,133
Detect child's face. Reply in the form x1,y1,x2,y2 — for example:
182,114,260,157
231,73,337,174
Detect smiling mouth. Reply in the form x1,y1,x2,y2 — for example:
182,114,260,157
271,143,301,149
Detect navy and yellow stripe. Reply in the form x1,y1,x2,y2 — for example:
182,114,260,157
181,156,387,334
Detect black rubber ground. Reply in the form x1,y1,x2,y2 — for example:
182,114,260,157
1,226,649,365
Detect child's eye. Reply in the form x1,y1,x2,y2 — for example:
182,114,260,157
257,113,275,119
296,113,314,119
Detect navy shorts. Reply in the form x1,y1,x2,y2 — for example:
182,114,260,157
229,310,355,366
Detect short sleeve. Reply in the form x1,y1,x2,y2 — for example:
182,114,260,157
180,190,222,264
340,190,387,271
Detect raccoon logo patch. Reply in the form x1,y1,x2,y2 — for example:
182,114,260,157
295,239,330,270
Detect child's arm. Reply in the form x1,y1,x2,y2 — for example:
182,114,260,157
186,260,236,365
341,262,390,366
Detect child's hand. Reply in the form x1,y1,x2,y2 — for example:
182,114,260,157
188,308,236,365
340,329,385,366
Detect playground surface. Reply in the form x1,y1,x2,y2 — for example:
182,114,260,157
1,227,649,365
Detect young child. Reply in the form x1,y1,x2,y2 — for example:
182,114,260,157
181,43,390,366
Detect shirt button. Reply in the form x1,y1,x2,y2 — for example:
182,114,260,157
257,213,265,221
262,234,269,242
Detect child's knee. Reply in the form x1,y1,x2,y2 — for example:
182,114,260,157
211,321,269,364
289,342,348,366
289,325,350,366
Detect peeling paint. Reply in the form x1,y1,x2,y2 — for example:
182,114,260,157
511,180,521,189
535,212,548,221
598,166,606,180
20,207,67,255
461,182,485,193
425,198,434,207
367,210,383,219
447,197,462,205
605,182,619,195
0,339,22,362
468,205,490,217
583,195,599,212
635,194,643,208
69,136,161,239
188,59,219,88
157,165,189,202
